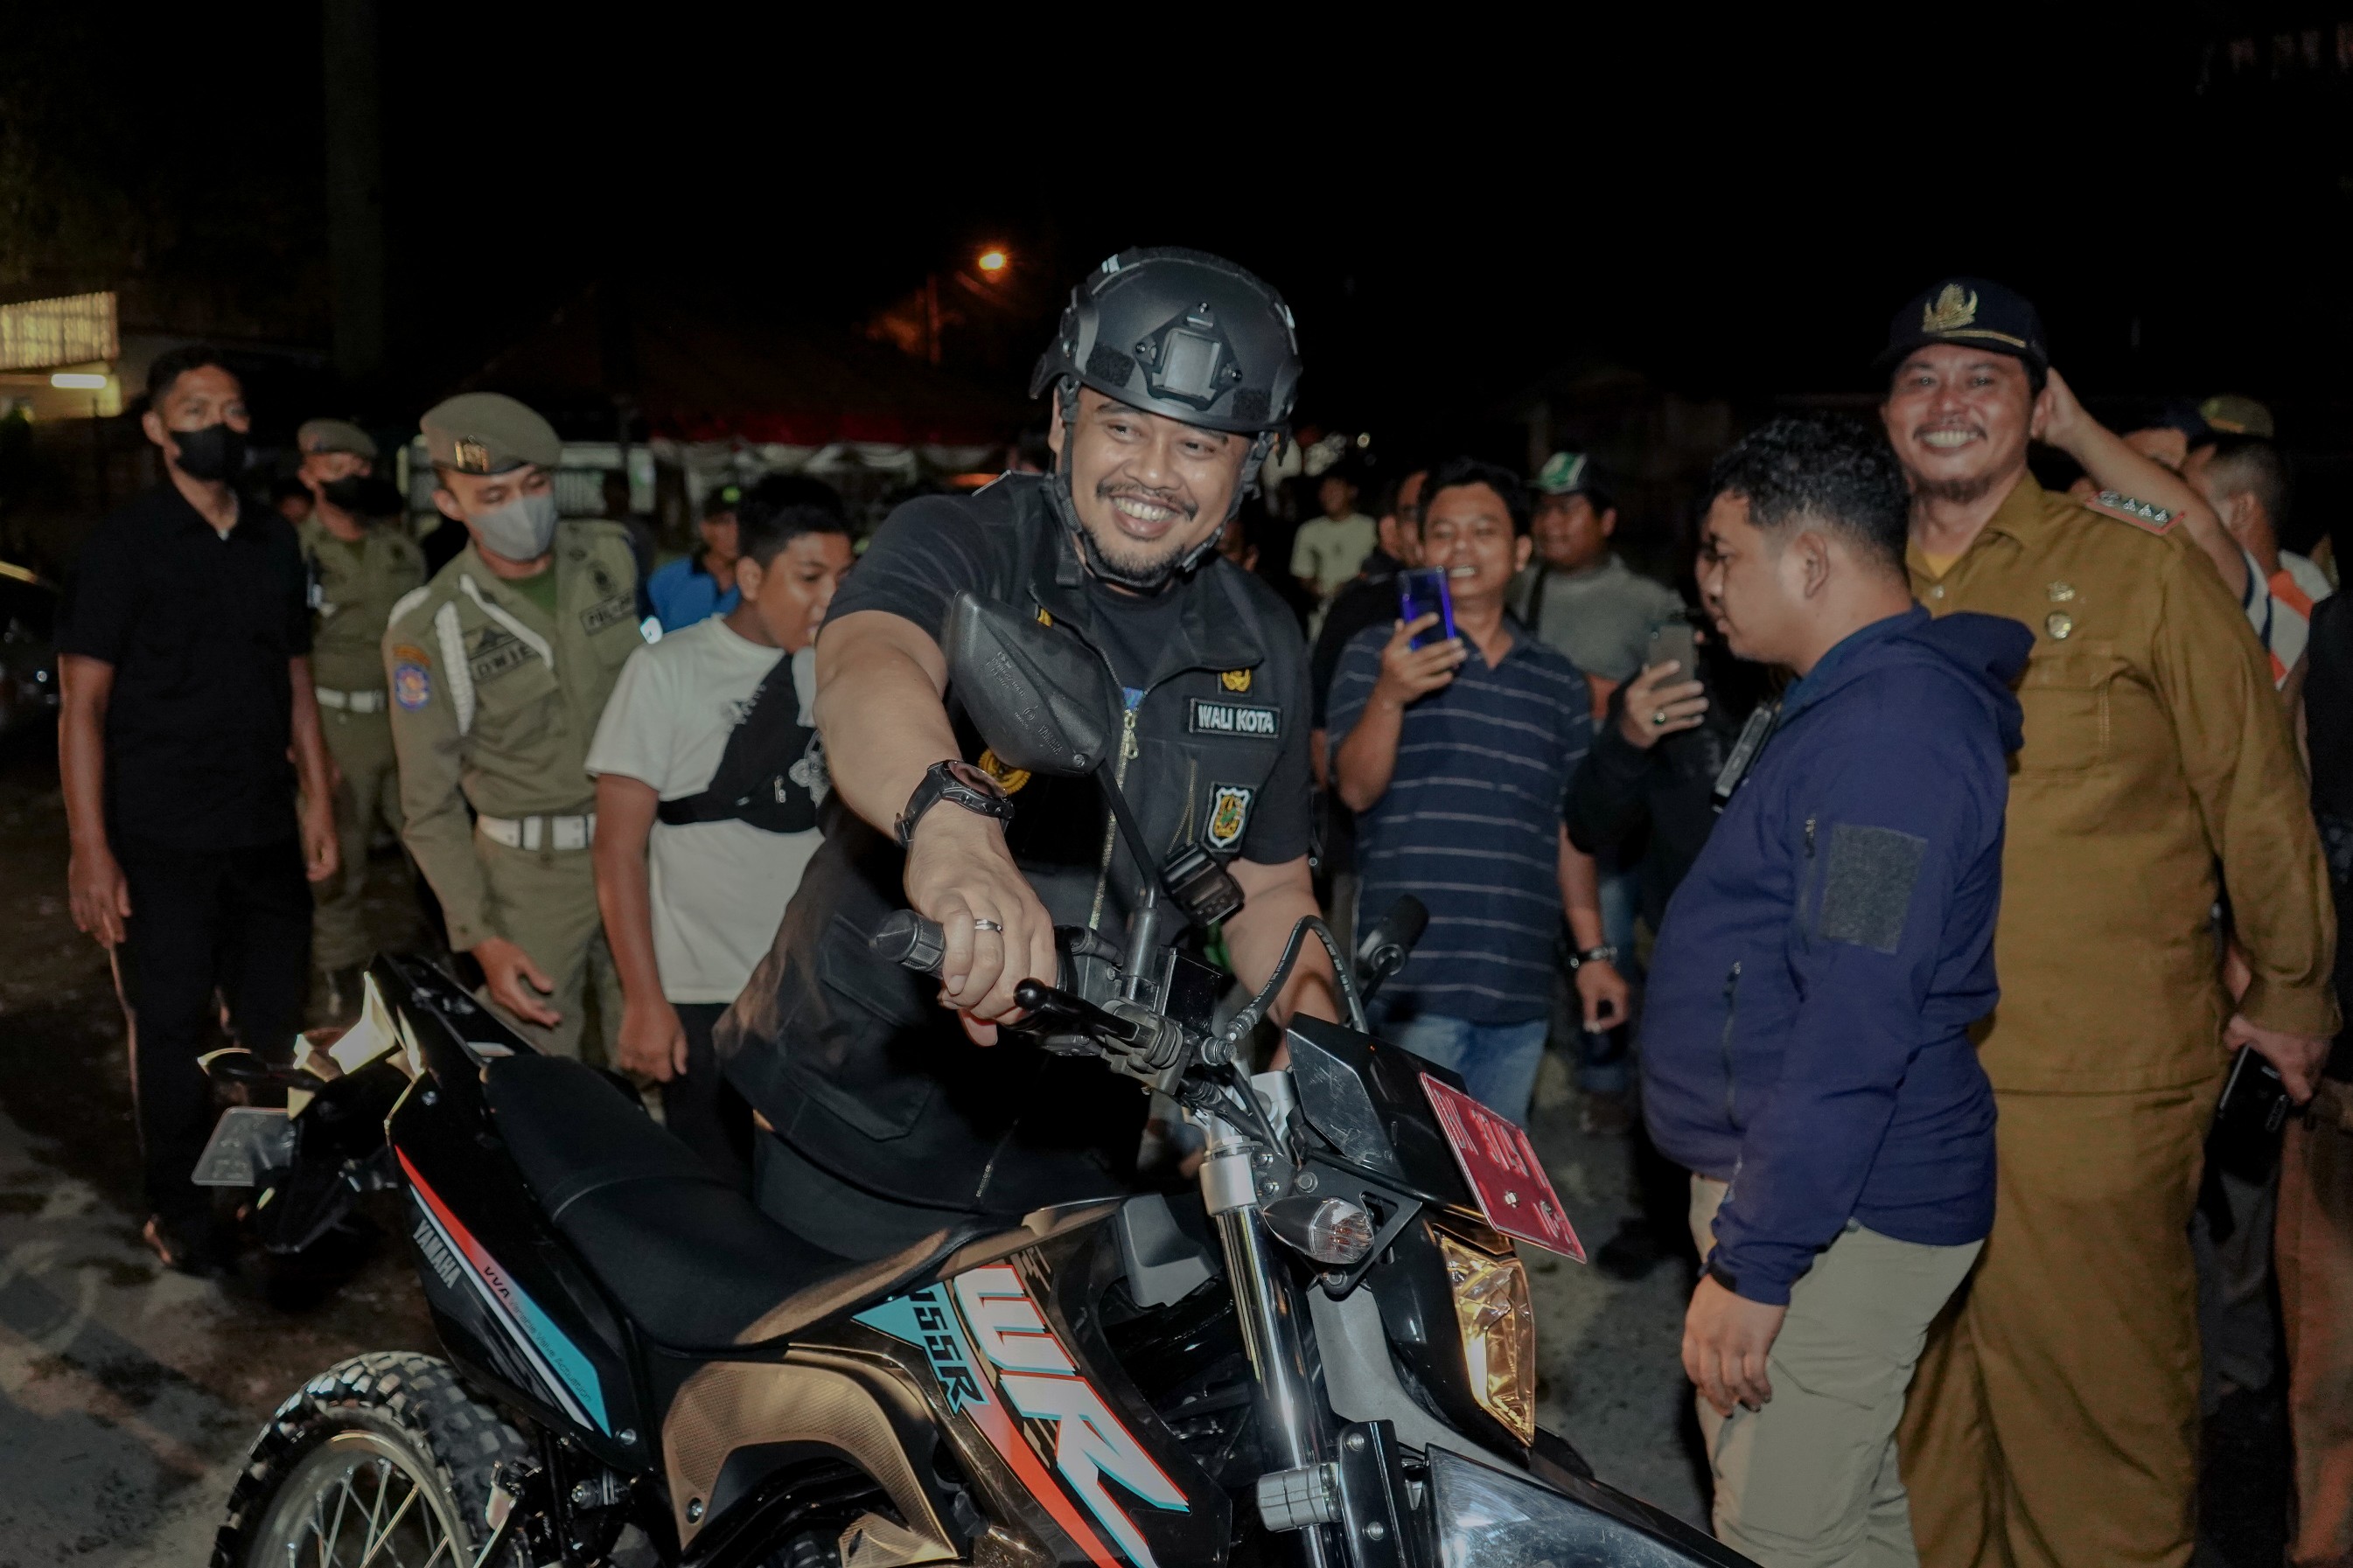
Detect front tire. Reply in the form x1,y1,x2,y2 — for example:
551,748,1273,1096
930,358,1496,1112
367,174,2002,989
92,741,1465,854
213,1352,530,1568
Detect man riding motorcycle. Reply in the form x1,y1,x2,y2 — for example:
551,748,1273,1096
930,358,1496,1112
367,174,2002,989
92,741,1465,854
720,247,1338,1260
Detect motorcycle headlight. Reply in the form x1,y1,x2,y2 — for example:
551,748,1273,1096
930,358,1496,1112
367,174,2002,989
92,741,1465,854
1429,1447,1733,1568
1439,1233,1536,1444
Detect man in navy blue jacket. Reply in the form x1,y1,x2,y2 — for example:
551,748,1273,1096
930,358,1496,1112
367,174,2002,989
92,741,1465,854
1642,415,2031,1566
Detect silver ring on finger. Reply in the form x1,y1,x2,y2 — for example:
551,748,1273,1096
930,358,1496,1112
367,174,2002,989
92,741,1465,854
972,918,1004,934
1651,709,1670,727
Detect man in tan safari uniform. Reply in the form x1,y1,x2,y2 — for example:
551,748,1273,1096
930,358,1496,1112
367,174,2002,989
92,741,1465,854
295,417,426,1020
383,393,642,1058
1879,279,2338,1568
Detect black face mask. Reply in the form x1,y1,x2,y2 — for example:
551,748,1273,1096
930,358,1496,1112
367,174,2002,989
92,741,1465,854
171,422,248,482
319,475,372,512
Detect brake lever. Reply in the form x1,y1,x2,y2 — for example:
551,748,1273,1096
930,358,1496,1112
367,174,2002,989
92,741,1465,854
1012,979,1139,1043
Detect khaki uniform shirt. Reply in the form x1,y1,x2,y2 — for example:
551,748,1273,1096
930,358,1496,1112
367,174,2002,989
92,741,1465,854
381,521,641,950
300,516,426,695
1912,471,2338,1091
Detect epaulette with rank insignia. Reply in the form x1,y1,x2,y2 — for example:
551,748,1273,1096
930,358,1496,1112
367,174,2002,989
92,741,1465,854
2084,490,2177,535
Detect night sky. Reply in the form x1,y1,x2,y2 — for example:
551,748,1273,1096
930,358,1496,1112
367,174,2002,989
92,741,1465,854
10,8,2352,450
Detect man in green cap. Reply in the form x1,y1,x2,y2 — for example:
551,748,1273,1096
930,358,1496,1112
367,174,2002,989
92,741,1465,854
297,417,426,1020
382,392,642,1058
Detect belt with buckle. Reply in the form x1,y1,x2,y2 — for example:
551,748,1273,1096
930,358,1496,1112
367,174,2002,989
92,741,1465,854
316,686,388,714
477,812,597,852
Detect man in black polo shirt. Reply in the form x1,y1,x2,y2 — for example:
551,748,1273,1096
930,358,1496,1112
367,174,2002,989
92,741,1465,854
59,345,338,1275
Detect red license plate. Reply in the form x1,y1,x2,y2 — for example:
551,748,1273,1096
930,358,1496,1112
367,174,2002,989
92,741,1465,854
1420,1073,1584,1260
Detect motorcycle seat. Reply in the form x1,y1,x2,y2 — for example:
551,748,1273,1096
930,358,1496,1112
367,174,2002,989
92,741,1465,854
482,1055,979,1350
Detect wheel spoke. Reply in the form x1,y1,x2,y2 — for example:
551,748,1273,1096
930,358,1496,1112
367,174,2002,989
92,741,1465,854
321,1471,357,1566
355,1483,422,1568
362,1459,392,1558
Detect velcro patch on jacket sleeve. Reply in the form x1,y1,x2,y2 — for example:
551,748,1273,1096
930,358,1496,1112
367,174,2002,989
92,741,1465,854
1816,823,1928,954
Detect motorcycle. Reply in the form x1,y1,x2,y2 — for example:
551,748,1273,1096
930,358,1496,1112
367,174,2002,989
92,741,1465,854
199,591,1749,1568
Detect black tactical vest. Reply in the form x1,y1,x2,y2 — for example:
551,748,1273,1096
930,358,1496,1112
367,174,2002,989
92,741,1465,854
718,477,1309,1219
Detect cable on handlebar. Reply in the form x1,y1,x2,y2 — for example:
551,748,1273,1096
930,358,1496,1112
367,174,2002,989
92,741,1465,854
1222,915,1370,1052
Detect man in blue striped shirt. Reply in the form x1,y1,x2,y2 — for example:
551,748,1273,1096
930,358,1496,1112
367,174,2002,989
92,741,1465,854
1330,456,1628,1123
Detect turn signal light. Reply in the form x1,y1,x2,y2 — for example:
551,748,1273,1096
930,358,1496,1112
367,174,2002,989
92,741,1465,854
1261,1195,1375,1266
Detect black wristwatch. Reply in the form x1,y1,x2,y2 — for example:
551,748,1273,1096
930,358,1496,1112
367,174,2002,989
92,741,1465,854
895,759,1016,849
1566,944,1618,972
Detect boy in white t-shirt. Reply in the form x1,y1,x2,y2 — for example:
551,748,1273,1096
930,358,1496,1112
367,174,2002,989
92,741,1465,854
588,495,855,1183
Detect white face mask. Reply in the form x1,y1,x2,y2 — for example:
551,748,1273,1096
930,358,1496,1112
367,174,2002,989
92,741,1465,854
471,491,559,561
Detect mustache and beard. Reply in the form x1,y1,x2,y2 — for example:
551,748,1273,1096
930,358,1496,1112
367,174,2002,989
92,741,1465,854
1082,478,1204,580
1904,423,2006,507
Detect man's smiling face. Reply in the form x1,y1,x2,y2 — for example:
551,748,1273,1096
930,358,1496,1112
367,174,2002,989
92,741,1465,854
1051,387,1245,585
1880,343,2036,505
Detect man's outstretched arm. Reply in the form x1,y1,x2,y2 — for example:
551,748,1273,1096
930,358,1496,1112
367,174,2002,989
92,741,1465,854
814,608,1057,1038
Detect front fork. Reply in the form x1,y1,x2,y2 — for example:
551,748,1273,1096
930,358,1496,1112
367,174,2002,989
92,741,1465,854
1197,1080,1337,1568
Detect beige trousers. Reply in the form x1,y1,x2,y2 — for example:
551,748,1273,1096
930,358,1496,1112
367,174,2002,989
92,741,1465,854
1690,1176,1981,1568
475,833,619,1064
309,707,406,972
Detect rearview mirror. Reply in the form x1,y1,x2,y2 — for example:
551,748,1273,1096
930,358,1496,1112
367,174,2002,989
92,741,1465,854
941,591,1114,777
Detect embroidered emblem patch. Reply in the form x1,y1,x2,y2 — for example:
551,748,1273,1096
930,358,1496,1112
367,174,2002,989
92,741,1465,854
1206,784,1253,850
977,748,1031,795
469,626,534,685
1220,667,1253,693
390,643,429,666
1921,283,1979,333
1187,697,1281,739
392,661,432,710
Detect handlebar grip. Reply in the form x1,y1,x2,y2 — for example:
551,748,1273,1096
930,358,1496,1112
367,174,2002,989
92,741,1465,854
869,910,947,976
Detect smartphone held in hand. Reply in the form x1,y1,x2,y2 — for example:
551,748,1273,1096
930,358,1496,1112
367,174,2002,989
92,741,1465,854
1645,617,1700,683
1398,568,1456,650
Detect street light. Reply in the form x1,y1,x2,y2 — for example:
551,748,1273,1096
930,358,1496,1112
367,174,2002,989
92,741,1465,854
975,247,1009,277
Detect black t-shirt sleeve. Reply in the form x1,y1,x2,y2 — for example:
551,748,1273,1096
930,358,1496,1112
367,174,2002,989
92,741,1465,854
1238,616,1315,866
56,514,139,665
826,493,1005,641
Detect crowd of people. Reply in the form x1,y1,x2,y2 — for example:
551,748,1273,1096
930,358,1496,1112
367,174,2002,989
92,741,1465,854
44,251,2353,1568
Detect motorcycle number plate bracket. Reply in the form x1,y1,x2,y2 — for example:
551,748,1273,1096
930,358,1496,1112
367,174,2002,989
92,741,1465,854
1418,1073,1584,1260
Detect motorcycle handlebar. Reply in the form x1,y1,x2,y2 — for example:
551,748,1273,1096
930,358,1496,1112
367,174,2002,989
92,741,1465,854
869,913,1136,1048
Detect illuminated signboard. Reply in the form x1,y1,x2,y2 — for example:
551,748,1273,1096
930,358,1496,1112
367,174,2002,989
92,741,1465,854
0,292,119,372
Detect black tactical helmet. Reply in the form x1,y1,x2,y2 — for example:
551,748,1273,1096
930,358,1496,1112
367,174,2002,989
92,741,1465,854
1030,247,1301,588
1030,247,1301,436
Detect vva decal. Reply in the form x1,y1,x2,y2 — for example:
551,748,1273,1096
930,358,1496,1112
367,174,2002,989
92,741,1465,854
398,1150,609,1433
859,1265,1187,1568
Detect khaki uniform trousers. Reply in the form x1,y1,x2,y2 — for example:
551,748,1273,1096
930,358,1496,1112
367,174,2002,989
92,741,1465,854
1689,1177,1981,1568
475,833,619,1064
1899,1083,2214,1568
2280,1079,2353,1567
311,707,404,972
